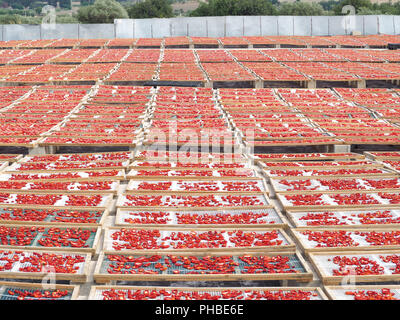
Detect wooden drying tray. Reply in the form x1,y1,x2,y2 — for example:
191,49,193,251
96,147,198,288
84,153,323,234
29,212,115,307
103,226,295,254
88,285,327,300
0,281,80,300
291,227,400,254
364,151,400,161
0,207,110,228
133,153,248,163
338,139,400,145
0,224,102,254
114,206,288,230
244,140,340,147
38,140,137,148
93,250,313,283
125,178,269,195
308,249,400,285
253,153,365,162
6,161,131,173
0,155,23,162
126,169,258,180
0,180,120,195
0,192,113,211
0,248,91,283
18,151,134,163
286,207,400,230
270,176,400,195
258,161,384,170
278,190,400,211
128,162,252,171
0,169,126,182
324,285,400,300
116,192,271,210
264,168,396,180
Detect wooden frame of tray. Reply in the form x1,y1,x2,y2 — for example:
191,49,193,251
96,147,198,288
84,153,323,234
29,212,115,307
103,226,295,253
124,178,269,195
0,224,102,254
93,250,313,283
0,192,113,211
114,205,288,229
291,227,400,253
308,249,400,285
88,285,327,300
0,248,91,283
0,207,110,227
116,192,271,210
286,207,400,229
324,285,400,300
0,281,80,300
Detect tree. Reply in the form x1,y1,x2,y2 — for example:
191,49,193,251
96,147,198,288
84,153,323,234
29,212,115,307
77,0,128,23
333,0,373,14
278,2,325,15
59,0,72,9
189,0,276,17
356,6,381,14
57,14,79,23
319,0,340,11
0,14,23,24
127,0,173,19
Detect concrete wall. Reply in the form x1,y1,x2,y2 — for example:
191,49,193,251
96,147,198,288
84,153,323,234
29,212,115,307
0,15,398,41
118,15,399,38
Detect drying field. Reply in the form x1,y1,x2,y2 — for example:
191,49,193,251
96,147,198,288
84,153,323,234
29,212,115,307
0,35,399,300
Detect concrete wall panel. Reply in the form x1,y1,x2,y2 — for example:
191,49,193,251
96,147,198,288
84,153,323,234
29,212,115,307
278,16,294,36
225,16,244,37
378,15,395,35
79,24,114,39
311,16,329,36
346,15,364,35
243,16,261,36
293,16,311,36
134,19,153,38
187,17,207,37
260,16,278,36
171,18,189,36
4,25,40,41
364,15,378,35
148,19,171,38
41,24,79,39
328,16,346,35
394,15,400,34
206,16,225,37
115,19,134,38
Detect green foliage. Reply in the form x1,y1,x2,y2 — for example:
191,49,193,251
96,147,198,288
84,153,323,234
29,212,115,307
278,2,325,15
77,0,128,23
59,0,72,9
0,13,41,24
333,0,372,14
56,14,78,23
0,14,23,24
357,6,381,14
319,0,340,11
189,0,276,16
127,0,174,18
